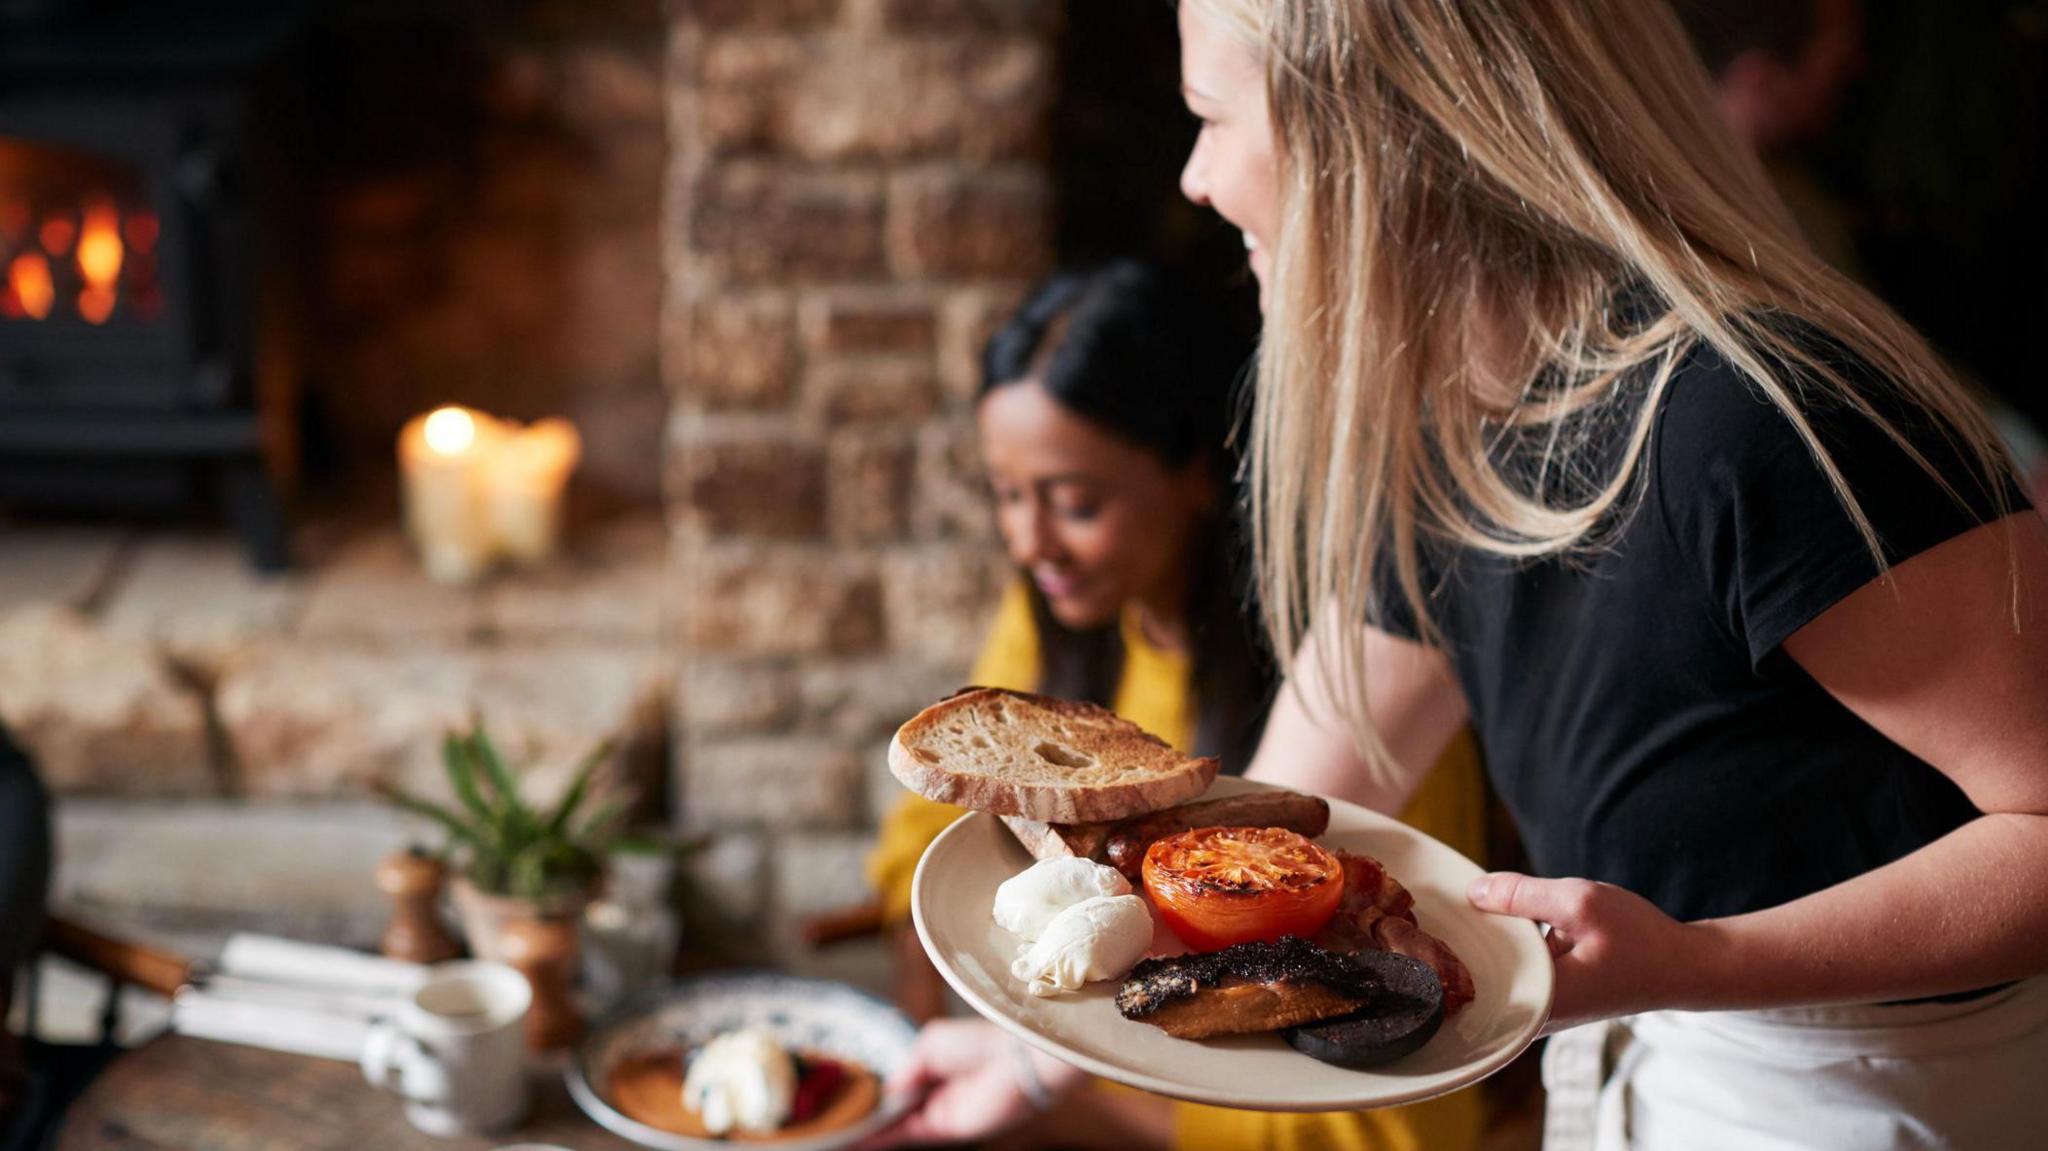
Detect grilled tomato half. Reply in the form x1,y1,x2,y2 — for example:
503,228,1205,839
1141,827,1345,951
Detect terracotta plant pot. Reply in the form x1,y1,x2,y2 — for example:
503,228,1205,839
449,875,591,964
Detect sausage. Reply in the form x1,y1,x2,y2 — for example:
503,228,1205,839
1105,790,1331,879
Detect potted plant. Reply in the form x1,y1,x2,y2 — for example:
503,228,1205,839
383,719,622,963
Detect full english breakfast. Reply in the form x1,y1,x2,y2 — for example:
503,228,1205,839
891,689,1477,1069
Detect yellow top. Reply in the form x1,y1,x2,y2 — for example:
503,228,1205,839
867,581,1488,1151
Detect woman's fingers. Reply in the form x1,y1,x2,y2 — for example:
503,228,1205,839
1468,871,1599,926
1468,871,1705,1031
855,1020,1039,1150
865,1106,952,1149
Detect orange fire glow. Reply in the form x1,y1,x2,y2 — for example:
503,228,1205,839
4,193,155,325
123,211,159,254
39,215,75,257
9,253,54,320
78,286,115,325
78,199,123,290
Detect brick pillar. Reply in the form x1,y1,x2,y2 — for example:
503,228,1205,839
663,0,1057,952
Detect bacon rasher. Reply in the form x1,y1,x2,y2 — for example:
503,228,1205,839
1314,850,1476,1016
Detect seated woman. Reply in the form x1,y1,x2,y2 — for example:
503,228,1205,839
865,261,1488,1151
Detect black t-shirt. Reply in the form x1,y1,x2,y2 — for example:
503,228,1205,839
1377,340,2026,921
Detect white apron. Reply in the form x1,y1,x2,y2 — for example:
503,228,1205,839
1541,978,2048,1151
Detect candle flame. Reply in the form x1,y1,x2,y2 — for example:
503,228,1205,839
423,406,478,455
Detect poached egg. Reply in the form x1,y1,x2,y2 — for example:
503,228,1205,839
993,857,1133,940
681,1028,796,1135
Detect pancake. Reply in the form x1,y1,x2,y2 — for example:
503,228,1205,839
607,1049,881,1142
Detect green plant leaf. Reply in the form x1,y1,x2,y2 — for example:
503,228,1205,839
379,786,479,849
466,855,504,894
544,738,613,836
441,731,495,829
508,851,534,901
469,722,535,834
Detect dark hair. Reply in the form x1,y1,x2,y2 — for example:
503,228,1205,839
980,260,1273,772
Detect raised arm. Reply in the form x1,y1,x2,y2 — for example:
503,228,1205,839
1247,620,1471,815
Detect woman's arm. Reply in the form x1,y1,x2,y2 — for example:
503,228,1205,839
1470,513,2048,1025
1246,622,1470,815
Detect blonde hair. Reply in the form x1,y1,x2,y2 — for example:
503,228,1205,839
1190,0,2015,765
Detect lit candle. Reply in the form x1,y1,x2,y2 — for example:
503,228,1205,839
398,405,501,584
483,417,581,565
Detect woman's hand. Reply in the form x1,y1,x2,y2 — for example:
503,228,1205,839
1467,871,1705,1032
857,1019,1085,1149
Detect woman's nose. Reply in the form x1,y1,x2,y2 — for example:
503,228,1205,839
1180,140,1211,207
1007,506,1056,565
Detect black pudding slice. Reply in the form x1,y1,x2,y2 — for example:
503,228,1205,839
1282,950,1444,1068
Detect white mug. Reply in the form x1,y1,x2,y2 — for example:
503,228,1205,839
362,960,533,1136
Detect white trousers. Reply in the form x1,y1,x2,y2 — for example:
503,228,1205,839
1541,978,2048,1151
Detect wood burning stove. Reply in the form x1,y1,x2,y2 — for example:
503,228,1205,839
0,2,310,569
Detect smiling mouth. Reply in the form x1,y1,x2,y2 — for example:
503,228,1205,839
1033,567,1085,600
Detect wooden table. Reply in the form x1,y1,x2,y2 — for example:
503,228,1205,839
54,1034,629,1150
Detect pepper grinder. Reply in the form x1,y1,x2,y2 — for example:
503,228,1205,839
374,850,462,964
499,916,582,1052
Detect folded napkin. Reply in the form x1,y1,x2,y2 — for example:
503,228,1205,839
172,989,373,1062
196,974,400,1019
216,934,428,997
170,935,431,1062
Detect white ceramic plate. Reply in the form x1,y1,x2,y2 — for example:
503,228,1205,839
911,777,1553,1111
566,972,917,1151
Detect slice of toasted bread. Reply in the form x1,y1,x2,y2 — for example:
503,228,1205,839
889,687,1218,824
999,815,1115,863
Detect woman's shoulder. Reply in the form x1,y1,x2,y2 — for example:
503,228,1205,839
1651,328,2009,516
1646,327,2023,655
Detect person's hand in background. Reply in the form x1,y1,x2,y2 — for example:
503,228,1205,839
857,1019,1084,1149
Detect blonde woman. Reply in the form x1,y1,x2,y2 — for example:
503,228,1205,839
866,3,2048,1149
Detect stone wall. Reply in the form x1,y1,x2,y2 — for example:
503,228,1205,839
663,0,1060,952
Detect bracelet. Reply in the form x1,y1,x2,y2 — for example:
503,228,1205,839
1009,1037,1057,1112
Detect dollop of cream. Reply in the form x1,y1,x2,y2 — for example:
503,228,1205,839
681,1028,796,1135
993,857,1132,941
1009,894,1153,997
